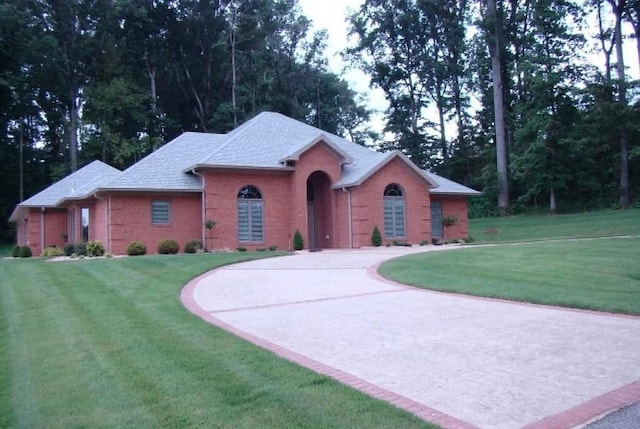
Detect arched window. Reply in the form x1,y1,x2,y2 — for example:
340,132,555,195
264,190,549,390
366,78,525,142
237,185,263,242
383,184,405,238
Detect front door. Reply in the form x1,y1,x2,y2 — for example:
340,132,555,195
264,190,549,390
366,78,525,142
306,171,333,249
307,201,317,249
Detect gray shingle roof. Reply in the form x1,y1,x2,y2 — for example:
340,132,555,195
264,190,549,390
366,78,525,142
102,132,225,191
190,111,431,189
11,113,480,223
424,171,481,195
9,160,122,221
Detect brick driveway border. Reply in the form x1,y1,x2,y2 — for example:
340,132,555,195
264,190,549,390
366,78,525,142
181,246,640,428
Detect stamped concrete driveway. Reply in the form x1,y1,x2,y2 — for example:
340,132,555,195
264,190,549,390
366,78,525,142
181,247,640,429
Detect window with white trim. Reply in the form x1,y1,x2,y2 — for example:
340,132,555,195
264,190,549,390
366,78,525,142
383,184,406,238
237,186,263,242
151,200,171,225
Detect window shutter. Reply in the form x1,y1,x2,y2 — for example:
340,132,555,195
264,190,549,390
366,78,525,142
237,201,250,242
395,198,405,237
151,201,170,225
384,198,394,238
250,201,263,242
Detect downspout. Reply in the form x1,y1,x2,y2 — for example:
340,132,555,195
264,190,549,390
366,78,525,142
191,168,206,246
341,187,353,248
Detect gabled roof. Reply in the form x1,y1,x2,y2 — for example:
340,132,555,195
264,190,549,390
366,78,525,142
187,112,437,190
424,171,482,196
9,160,121,221
279,133,353,165
333,150,437,189
101,132,224,191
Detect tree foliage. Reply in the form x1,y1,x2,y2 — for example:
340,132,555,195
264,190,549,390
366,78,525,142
0,0,371,242
348,0,639,216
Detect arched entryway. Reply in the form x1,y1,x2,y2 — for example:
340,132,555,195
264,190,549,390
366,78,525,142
306,171,333,249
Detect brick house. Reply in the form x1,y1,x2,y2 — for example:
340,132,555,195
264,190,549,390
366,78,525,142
10,112,479,255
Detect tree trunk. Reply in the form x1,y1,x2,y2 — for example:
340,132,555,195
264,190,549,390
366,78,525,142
612,0,630,208
69,85,80,172
484,0,510,216
549,186,556,214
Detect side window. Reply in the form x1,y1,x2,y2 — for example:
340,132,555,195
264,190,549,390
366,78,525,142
151,200,170,225
237,186,263,242
383,184,406,238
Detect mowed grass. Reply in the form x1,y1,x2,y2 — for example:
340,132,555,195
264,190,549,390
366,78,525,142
379,237,640,314
0,253,435,429
470,209,640,243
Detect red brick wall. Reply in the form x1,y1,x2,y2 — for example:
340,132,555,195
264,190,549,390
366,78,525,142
350,158,432,247
290,142,343,249
93,199,108,245
202,141,346,251
108,193,202,255
204,171,293,250
27,209,41,254
431,195,469,240
25,208,67,255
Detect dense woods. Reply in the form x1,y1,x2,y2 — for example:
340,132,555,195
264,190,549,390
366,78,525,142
1,0,638,243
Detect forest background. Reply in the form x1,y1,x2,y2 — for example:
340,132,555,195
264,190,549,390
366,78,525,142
0,0,638,243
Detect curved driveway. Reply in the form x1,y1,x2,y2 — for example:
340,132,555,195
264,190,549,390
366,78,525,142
181,246,640,429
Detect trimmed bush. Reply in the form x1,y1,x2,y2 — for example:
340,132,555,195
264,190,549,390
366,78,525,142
74,242,87,256
293,229,304,250
42,246,64,257
236,247,247,252
127,241,147,256
86,240,105,257
268,245,278,251
12,245,21,258
158,238,179,254
63,243,75,256
19,245,32,258
184,239,203,254
371,226,382,247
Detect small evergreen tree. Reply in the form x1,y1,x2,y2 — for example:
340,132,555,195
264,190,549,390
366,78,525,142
371,226,382,247
293,229,304,250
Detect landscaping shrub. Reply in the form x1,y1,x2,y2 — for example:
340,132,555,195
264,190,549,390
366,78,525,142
268,245,278,251
86,240,105,257
74,242,87,256
371,226,382,247
392,240,411,247
127,241,147,256
184,239,203,254
12,245,21,258
158,238,179,254
19,245,32,258
293,229,304,250
63,243,75,256
236,247,247,252
42,246,64,257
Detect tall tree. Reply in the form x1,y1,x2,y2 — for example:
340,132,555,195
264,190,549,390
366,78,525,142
481,0,510,215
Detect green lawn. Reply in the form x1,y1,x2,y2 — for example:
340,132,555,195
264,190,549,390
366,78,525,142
0,253,435,429
469,209,640,243
379,237,640,314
